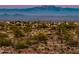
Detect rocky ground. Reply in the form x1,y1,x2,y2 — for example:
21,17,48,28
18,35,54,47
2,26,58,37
0,21,79,54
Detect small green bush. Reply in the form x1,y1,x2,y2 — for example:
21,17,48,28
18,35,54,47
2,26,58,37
23,27,32,32
0,33,12,47
14,29,25,38
15,40,28,49
29,32,48,45
0,38,12,47
37,24,48,29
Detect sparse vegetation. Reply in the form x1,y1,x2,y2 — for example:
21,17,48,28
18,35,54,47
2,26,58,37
0,33,12,47
0,21,79,53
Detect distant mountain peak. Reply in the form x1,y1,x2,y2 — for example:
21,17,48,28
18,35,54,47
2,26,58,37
33,5,61,9
39,5,60,8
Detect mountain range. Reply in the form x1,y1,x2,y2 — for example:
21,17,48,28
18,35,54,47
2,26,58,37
0,6,79,14
0,5,79,21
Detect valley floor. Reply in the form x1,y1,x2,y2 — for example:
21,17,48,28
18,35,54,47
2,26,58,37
0,21,79,54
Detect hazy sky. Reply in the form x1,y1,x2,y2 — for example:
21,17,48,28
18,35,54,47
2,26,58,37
0,5,79,8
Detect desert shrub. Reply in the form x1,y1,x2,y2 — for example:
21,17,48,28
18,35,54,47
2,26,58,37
36,32,48,43
51,25,57,30
0,23,6,30
15,40,28,49
76,30,79,37
0,38,12,47
28,32,48,45
14,29,25,38
63,30,72,42
37,23,48,29
23,27,32,32
58,22,77,30
27,38,38,45
57,22,77,32
0,33,12,47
